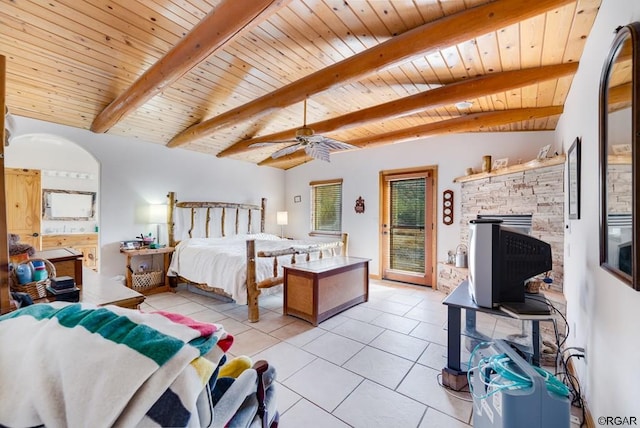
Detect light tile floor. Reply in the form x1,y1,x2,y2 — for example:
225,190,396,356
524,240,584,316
141,279,496,427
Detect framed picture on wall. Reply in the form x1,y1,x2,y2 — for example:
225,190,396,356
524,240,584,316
568,137,581,219
537,144,551,160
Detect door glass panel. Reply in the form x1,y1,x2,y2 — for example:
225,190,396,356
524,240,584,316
389,178,425,274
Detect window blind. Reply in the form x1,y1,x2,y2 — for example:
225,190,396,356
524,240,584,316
311,181,342,233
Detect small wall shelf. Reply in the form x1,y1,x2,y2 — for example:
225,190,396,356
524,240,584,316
453,155,566,183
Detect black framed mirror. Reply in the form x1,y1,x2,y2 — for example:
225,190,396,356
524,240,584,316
600,22,640,290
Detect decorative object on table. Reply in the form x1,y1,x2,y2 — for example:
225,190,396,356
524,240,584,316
137,233,155,246
120,240,142,250
482,155,492,172
354,196,365,213
447,250,455,265
492,158,509,170
465,167,474,176
276,211,288,238
442,190,454,225
455,244,468,268
293,195,301,203
567,136,581,220
612,143,632,154
537,144,551,160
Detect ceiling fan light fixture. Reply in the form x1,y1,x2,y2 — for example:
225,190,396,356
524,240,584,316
455,101,473,109
296,127,314,138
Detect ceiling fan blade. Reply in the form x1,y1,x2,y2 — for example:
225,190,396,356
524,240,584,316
305,144,331,162
316,137,358,151
248,139,296,148
271,143,304,159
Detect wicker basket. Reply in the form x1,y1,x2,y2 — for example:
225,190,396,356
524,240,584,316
131,270,164,291
525,279,542,294
10,258,57,300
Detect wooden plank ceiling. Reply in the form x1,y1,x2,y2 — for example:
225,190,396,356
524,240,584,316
1,0,601,169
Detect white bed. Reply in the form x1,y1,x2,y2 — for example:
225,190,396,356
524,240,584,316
166,192,346,321
168,233,330,304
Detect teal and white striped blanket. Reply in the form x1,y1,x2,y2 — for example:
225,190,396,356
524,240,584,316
0,302,233,427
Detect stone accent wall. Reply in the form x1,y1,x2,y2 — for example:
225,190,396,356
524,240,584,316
608,164,632,213
459,164,564,292
436,263,468,295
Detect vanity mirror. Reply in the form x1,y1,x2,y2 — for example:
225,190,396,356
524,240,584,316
43,189,96,221
599,22,640,289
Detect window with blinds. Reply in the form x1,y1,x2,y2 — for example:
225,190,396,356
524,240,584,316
310,179,343,234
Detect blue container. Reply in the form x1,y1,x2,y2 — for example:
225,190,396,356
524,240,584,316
31,260,45,269
15,264,33,284
33,267,47,282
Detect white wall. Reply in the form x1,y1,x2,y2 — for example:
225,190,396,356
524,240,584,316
7,117,285,278
286,131,559,275
556,0,640,418
284,131,556,275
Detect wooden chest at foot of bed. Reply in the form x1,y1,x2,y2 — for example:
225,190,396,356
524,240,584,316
283,256,369,326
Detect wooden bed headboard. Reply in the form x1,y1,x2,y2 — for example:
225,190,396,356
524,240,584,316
167,191,266,247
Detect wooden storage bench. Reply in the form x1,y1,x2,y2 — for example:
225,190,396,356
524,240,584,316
283,256,369,326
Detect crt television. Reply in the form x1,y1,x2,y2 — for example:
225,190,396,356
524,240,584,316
468,219,552,308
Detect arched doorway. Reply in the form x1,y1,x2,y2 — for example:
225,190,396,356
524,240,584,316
5,133,100,271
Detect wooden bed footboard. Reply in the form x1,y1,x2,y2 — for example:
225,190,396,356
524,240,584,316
245,234,347,322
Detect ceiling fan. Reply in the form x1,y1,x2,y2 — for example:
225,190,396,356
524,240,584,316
250,99,357,162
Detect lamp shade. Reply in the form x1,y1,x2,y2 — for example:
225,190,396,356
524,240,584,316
276,211,288,226
148,204,168,224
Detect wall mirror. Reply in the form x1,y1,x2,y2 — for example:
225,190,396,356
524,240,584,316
43,189,96,220
600,22,640,290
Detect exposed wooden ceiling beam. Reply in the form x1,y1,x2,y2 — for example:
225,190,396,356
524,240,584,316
90,0,289,133
608,82,632,111
218,63,578,158
167,0,574,148
258,106,564,168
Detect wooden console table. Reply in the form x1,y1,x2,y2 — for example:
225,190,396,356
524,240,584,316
283,256,369,326
120,247,174,295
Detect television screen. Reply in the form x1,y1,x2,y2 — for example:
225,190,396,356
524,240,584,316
468,219,552,308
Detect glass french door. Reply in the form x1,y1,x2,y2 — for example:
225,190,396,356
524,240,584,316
381,169,434,286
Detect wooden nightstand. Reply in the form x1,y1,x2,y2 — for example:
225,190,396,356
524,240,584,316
120,246,175,295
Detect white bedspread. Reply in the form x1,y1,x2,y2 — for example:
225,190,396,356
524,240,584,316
168,234,330,304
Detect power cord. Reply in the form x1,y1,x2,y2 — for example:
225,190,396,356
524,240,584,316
467,341,570,402
435,373,473,402
527,294,587,426
557,349,587,427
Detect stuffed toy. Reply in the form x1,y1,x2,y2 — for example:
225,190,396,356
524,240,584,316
8,233,35,257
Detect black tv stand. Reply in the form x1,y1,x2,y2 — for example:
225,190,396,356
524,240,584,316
500,295,552,317
441,280,555,391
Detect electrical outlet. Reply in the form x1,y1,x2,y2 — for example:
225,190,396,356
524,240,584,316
570,415,580,425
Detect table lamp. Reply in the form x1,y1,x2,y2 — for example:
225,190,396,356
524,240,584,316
276,211,288,239
148,204,168,245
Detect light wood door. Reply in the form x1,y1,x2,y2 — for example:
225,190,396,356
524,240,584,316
381,168,436,286
6,168,42,250
1,54,10,314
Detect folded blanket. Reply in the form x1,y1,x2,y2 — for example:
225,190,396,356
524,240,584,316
0,302,233,428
